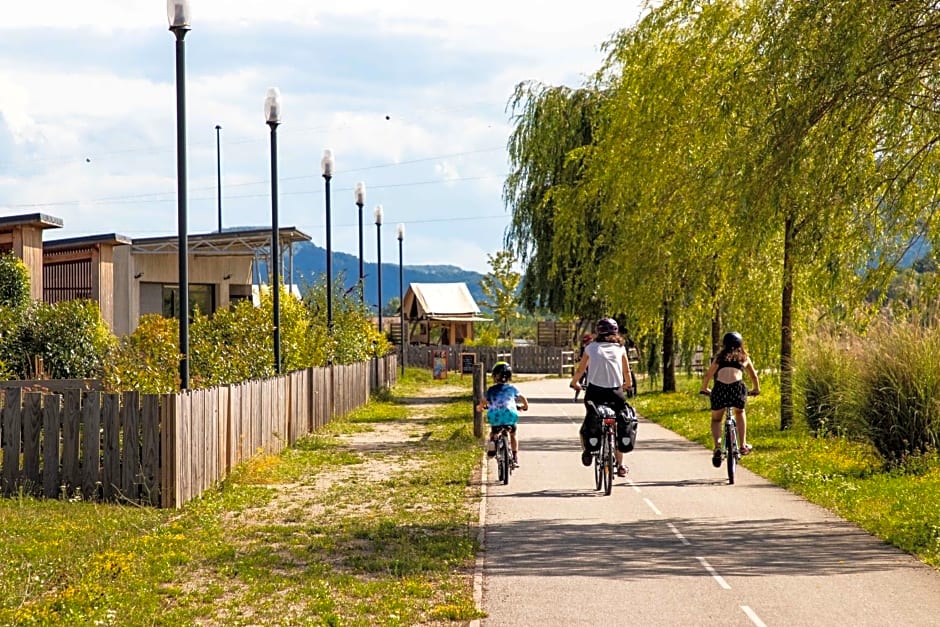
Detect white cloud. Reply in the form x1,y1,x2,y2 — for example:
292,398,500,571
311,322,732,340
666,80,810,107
0,1,646,270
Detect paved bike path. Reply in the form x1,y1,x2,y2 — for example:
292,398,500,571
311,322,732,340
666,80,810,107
477,377,940,626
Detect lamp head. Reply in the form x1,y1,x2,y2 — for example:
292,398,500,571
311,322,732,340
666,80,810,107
374,204,384,225
396,223,405,241
321,149,335,178
264,87,281,125
167,0,192,30
354,181,366,206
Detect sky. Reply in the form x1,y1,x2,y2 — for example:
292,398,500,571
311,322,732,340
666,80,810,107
0,1,645,273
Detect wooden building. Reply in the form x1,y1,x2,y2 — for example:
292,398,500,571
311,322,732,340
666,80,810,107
401,282,491,346
1,212,311,335
0,213,64,300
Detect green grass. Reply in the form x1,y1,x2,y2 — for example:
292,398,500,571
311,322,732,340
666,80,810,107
633,374,940,568
0,367,483,626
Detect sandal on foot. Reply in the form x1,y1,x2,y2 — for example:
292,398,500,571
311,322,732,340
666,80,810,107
741,444,753,456
617,465,628,477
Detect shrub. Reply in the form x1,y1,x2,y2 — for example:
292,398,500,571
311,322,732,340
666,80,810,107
0,253,30,310
10,299,114,379
189,300,273,387
463,323,498,347
103,314,180,393
301,275,393,364
96,280,392,390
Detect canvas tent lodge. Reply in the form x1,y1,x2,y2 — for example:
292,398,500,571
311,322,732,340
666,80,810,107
399,282,491,346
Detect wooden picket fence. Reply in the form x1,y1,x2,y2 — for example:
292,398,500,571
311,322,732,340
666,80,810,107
0,355,397,509
404,344,570,375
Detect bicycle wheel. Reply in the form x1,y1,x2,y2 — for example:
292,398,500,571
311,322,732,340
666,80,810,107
503,434,513,484
602,432,614,495
499,435,511,485
495,438,506,483
594,449,602,490
725,420,736,485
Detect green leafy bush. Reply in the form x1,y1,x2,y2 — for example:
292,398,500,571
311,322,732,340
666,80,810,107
189,300,273,387
0,253,30,310
301,276,393,364
9,299,114,379
103,314,180,393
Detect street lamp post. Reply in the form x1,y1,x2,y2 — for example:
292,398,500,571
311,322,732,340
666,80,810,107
354,182,366,305
215,124,222,232
374,205,383,335
168,0,191,390
321,149,335,332
265,87,282,374
397,223,406,375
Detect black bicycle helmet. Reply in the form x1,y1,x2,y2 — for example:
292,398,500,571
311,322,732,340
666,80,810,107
722,331,744,349
492,361,512,382
595,317,619,335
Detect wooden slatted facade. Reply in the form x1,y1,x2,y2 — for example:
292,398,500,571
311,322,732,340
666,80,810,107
0,355,397,509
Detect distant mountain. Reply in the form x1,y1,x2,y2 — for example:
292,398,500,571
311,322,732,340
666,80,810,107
287,241,487,310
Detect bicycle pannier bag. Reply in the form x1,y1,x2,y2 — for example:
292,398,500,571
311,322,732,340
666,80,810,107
617,404,639,453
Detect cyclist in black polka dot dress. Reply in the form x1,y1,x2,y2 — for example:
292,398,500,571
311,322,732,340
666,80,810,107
700,332,760,467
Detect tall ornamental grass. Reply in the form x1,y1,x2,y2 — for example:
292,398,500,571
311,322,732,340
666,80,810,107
799,321,940,466
796,330,867,439
858,322,940,464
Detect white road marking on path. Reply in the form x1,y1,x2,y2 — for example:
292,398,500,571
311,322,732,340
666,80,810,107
627,479,642,493
741,605,767,627
696,556,731,589
666,522,691,546
643,498,663,516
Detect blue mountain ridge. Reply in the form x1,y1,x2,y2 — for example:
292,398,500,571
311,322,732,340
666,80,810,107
288,241,487,311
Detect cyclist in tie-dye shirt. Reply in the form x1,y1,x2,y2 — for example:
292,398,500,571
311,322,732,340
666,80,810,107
476,361,528,467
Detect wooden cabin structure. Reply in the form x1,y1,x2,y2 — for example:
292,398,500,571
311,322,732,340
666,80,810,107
401,282,491,346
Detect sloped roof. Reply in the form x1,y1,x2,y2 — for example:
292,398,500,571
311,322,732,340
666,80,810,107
407,282,488,319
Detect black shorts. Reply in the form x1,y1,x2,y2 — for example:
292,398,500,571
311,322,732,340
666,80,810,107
710,380,748,410
490,424,517,435
583,384,626,415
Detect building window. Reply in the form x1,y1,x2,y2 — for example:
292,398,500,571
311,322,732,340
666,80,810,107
162,284,214,319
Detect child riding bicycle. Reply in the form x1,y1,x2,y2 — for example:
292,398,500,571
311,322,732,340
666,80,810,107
476,361,529,467
700,331,760,467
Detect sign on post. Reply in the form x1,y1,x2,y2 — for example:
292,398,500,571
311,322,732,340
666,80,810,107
432,350,448,380
460,352,477,375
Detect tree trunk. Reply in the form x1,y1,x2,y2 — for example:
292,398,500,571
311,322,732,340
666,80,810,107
711,306,722,362
662,300,676,392
780,216,795,430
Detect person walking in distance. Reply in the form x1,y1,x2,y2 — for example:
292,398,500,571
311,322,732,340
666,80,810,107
700,331,760,467
569,318,634,477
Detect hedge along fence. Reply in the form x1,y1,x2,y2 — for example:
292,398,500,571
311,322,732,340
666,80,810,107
0,355,398,509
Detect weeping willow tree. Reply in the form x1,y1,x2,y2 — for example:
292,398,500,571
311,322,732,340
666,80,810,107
724,0,940,427
503,83,612,334
574,0,774,392
503,0,940,416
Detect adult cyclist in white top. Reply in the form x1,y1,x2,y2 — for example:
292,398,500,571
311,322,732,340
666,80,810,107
569,317,634,477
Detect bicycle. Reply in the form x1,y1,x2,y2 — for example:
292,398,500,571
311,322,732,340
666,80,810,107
490,425,516,485
699,389,756,485
586,401,618,495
